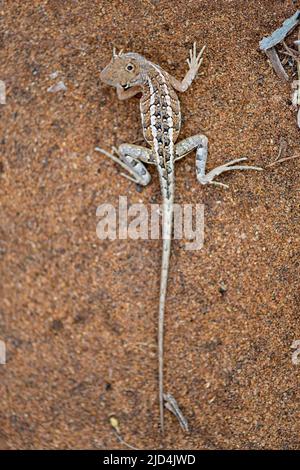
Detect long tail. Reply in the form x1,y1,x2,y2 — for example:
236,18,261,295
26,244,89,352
158,200,173,434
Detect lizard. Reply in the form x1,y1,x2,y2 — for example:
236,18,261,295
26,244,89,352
96,43,262,434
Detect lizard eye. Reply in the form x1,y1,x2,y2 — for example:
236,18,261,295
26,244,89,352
126,63,134,72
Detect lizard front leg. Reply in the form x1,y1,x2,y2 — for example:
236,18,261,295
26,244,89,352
175,134,262,188
168,42,205,93
95,143,154,186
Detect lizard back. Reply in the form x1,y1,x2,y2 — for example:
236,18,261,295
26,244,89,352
140,66,181,170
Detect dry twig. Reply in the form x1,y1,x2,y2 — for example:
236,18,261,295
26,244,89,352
260,10,300,81
266,154,300,167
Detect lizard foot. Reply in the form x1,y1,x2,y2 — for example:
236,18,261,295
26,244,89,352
164,393,189,433
197,157,263,188
187,42,206,75
95,146,151,186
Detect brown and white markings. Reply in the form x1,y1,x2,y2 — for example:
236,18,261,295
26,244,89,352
96,43,262,434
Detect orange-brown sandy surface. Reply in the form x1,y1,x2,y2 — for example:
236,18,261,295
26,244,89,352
1,0,300,450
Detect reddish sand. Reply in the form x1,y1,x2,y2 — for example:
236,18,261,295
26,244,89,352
0,0,300,449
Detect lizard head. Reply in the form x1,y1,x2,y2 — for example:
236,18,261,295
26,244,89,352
100,48,146,89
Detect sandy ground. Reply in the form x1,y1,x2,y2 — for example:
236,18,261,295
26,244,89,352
1,0,300,450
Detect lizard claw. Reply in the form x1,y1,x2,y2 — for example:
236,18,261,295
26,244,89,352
187,42,206,72
198,157,263,188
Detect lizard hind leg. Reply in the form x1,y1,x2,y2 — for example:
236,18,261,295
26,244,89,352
95,143,154,186
195,137,262,188
175,134,262,188
175,133,206,161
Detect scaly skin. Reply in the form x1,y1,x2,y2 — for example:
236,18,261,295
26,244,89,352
97,44,262,434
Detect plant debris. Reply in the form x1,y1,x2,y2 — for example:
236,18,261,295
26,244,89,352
264,47,289,82
260,10,300,52
260,10,300,128
109,416,139,450
266,154,300,167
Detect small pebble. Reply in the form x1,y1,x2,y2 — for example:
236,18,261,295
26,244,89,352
47,81,67,93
